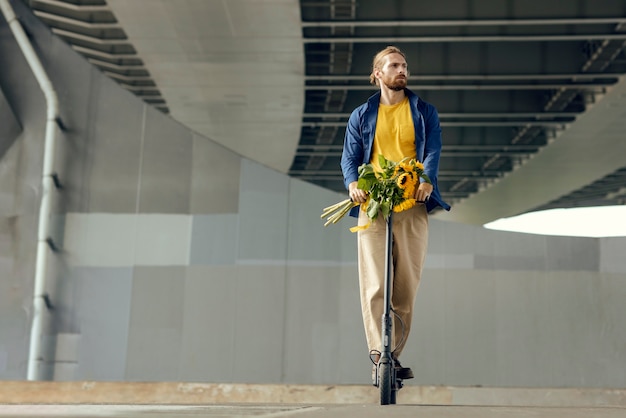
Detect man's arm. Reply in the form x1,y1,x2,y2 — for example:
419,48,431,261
414,104,441,202
421,104,443,183
340,110,365,190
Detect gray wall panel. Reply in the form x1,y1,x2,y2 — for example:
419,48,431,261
231,266,286,383
492,231,548,269
288,179,346,262
595,273,626,386
238,160,289,262
0,297,29,380
189,214,238,265
407,269,626,388
336,265,367,384
445,270,499,386
283,266,341,383
125,267,185,381
542,272,623,387
0,86,21,158
73,268,133,381
492,270,556,387
546,236,600,271
410,269,447,386
339,224,358,264
0,142,19,215
63,213,137,267
82,77,144,213
180,266,237,382
600,237,626,273
190,134,240,214
133,214,191,266
138,107,192,213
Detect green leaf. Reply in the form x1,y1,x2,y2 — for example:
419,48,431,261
378,154,388,170
358,163,374,177
358,176,374,192
367,200,380,219
380,201,390,218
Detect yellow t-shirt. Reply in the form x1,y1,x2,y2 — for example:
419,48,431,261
370,96,416,171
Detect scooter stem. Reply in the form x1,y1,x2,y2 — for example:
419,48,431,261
381,212,394,362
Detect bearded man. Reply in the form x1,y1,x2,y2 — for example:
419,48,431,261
340,45,450,383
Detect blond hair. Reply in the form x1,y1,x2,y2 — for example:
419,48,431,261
369,46,408,86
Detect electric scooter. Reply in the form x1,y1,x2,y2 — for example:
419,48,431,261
372,212,403,405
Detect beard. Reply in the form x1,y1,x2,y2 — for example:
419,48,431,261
382,74,407,91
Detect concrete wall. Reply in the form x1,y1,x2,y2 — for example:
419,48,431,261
1,1,626,387
0,84,20,159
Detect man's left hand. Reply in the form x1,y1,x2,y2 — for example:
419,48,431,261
415,182,433,203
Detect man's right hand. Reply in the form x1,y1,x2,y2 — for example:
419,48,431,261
348,181,368,203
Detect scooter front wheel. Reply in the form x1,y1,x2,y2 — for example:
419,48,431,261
379,362,392,405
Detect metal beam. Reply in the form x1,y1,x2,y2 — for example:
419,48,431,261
87,58,146,71
298,144,542,152
303,34,626,43
103,72,154,82
304,82,612,91
51,28,129,45
33,11,119,29
291,174,503,182
302,18,626,28
290,169,502,177
72,46,138,60
302,121,571,128
303,112,580,119
304,73,620,81
31,0,111,12
295,150,535,157
120,85,160,92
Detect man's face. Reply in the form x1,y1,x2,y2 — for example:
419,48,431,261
377,53,408,91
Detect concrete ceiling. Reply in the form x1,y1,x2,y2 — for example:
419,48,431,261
25,0,626,225
441,74,626,224
104,0,304,173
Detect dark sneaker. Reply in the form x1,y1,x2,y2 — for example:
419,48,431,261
371,358,414,383
394,358,414,380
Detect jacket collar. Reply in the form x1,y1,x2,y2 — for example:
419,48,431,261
366,88,419,108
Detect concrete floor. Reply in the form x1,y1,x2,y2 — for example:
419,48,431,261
1,382,626,418
1,404,626,418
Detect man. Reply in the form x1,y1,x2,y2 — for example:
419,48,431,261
340,46,450,382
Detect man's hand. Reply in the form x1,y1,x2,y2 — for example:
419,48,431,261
349,181,368,203
415,182,433,203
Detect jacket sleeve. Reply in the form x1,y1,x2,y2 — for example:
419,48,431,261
422,103,451,212
340,109,365,190
421,104,442,184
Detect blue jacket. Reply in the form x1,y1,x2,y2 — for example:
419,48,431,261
341,88,451,215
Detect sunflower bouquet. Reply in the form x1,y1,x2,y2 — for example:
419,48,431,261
321,155,431,232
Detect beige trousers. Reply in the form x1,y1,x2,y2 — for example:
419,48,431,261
357,204,429,358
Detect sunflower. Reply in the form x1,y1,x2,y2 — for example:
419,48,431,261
402,181,416,199
394,160,413,176
396,173,410,188
393,198,417,212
